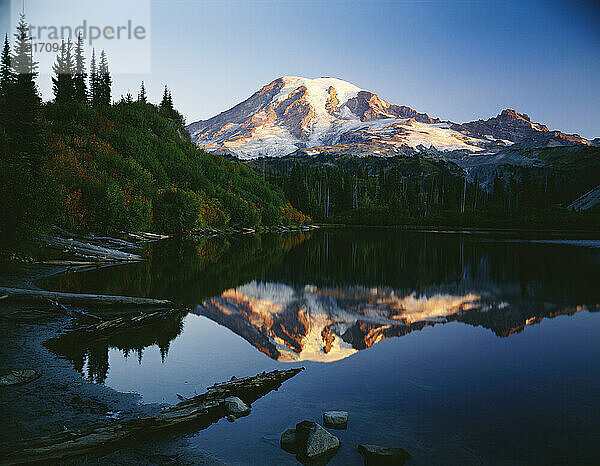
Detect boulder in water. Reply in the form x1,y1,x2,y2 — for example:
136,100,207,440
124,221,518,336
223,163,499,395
295,420,340,460
0,369,40,386
280,428,297,453
323,411,348,429
224,396,250,417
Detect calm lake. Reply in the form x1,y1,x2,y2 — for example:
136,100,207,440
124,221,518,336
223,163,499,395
41,228,600,465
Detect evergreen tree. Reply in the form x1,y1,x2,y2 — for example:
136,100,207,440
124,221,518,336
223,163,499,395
52,39,76,103
125,92,133,103
159,85,173,112
9,13,41,155
73,33,87,103
0,14,55,245
137,81,147,102
97,50,111,106
158,85,185,127
11,15,37,76
89,48,98,106
0,34,15,131
0,34,15,97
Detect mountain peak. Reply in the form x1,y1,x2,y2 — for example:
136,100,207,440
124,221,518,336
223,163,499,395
186,77,590,159
279,75,362,89
500,108,531,121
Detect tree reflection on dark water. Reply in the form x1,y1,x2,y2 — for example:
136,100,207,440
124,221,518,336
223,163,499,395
42,229,600,377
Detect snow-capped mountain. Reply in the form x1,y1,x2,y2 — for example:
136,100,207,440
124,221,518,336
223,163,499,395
186,76,590,159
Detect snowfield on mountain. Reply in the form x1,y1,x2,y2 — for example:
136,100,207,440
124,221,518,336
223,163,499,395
186,76,590,159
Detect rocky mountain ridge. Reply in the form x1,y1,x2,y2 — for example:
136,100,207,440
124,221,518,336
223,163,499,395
186,76,592,160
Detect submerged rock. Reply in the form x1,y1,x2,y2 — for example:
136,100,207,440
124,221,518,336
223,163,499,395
224,396,250,417
323,411,348,429
280,428,297,453
0,369,40,386
295,420,340,460
357,444,411,465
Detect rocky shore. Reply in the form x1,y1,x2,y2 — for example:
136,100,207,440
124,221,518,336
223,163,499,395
0,231,254,464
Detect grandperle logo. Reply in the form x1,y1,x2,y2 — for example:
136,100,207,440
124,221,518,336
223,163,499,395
26,19,147,58
10,0,151,74
29,20,147,47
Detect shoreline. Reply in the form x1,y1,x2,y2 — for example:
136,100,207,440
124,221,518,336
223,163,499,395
313,223,600,235
0,257,225,464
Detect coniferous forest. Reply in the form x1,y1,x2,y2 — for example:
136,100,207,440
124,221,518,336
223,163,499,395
0,15,308,250
246,148,600,230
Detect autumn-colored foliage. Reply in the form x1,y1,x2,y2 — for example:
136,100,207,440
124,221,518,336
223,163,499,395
39,100,306,234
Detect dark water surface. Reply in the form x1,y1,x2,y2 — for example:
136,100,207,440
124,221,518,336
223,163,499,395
41,228,600,464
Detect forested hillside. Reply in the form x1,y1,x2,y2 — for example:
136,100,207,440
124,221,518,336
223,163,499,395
247,152,600,229
0,15,307,249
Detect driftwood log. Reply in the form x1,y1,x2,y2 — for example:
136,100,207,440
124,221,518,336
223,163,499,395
51,227,143,250
46,299,103,322
38,235,143,263
0,287,171,308
0,368,304,464
46,308,186,344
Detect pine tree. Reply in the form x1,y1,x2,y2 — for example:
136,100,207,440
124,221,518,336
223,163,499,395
0,34,15,131
137,81,147,103
89,48,97,105
73,33,87,103
0,34,15,98
9,13,41,155
125,92,133,104
52,39,76,103
11,14,37,76
97,50,111,106
159,85,173,112
0,14,53,245
158,85,184,127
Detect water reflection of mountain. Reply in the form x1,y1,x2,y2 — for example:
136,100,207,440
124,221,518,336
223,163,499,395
195,281,596,362
41,229,600,366
192,230,600,362
45,311,186,383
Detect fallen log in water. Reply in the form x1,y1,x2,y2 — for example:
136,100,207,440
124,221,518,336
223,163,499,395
46,299,103,322
0,368,304,464
46,308,186,344
51,227,143,251
127,231,170,242
38,235,143,262
0,287,171,308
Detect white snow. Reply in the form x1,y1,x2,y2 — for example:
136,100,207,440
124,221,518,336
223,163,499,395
192,76,490,157
275,76,363,109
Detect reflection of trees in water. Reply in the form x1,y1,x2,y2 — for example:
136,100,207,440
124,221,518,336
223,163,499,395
40,230,600,308
41,229,600,367
45,312,186,383
39,232,312,306
261,229,600,304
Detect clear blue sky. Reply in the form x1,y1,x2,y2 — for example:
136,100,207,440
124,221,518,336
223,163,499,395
2,0,599,138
